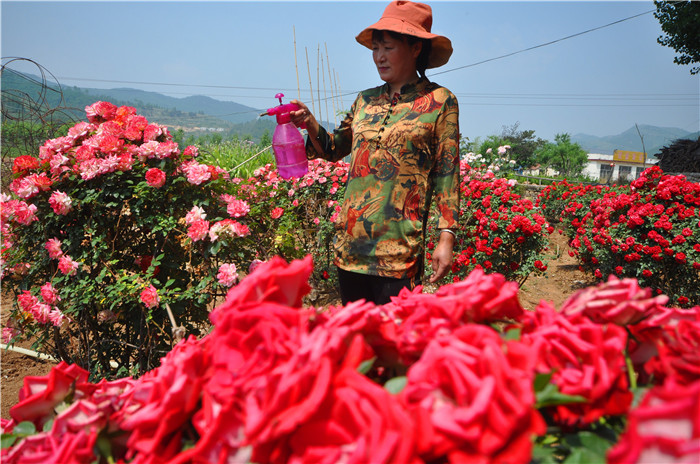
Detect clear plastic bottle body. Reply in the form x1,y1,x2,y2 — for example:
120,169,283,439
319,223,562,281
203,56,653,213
272,122,308,179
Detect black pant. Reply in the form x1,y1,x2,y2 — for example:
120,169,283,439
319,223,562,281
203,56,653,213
337,267,421,306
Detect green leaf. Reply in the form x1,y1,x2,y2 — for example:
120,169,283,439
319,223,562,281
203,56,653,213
534,372,553,392
1,434,19,449
503,327,521,341
531,442,560,464
563,445,608,464
12,421,36,436
384,376,407,394
357,357,376,375
535,382,587,409
564,431,614,458
42,418,54,432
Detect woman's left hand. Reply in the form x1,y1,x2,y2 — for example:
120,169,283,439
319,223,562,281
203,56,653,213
429,231,455,283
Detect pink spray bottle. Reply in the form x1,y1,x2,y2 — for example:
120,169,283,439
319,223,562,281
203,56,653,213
261,93,308,179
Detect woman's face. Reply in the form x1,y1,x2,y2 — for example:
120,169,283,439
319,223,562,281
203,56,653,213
372,31,421,91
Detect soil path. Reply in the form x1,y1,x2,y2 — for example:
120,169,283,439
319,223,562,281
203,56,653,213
1,228,591,420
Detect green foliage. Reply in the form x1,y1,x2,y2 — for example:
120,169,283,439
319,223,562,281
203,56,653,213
536,133,588,178
500,122,547,169
654,0,700,74
197,139,275,179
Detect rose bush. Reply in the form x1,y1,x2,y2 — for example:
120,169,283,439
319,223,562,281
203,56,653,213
0,102,345,377
2,257,698,463
437,161,552,285
2,104,555,379
538,167,700,307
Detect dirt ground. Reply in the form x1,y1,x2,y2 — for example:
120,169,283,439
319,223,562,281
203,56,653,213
0,229,592,421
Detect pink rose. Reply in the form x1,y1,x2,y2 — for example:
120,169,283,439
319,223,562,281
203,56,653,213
85,101,117,123
209,219,249,241
44,238,63,259
5,200,38,225
123,114,149,141
17,290,39,313
58,256,79,276
48,190,73,215
48,308,67,327
225,198,250,218
139,285,160,309
181,161,211,185
145,168,166,188
40,282,60,305
9,176,38,199
187,219,210,242
184,206,206,225
216,263,238,287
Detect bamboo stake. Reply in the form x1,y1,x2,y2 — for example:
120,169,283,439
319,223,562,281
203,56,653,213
293,26,300,100
305,47,315,115
321,53,329,128
325,43,337,127
316,45,322,123
335,69,344,113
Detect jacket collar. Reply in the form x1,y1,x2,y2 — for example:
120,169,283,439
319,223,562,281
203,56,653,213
382,77,430,98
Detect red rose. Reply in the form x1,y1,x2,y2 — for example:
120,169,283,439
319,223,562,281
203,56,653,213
10,361,90,427
12,155,40,175
401,325,544,463
644,319,700,385
254,366,418,463
560,275,669,326
270,207,284,219
117,336,209,461
519,302,633,426
209,255,313,324
145,167,166,188
608,379,700,464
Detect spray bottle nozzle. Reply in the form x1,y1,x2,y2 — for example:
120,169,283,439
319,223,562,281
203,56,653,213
260,93,305,128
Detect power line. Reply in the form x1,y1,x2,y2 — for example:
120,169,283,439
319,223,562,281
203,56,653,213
53,9,658,98
429,9,656,76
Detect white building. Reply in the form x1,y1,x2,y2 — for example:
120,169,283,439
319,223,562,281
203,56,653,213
583,150,657,183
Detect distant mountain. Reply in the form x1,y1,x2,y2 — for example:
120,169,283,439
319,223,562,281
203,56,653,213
1,69,277,142
81,87,260,124
572,125,700,157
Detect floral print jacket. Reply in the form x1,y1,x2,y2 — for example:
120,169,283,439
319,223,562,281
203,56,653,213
306,78,460,279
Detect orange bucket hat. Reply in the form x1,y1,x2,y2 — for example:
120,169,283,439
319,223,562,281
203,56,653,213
355,0,453,69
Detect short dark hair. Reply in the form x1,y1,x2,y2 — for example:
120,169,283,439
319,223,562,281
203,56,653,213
371,29,432,79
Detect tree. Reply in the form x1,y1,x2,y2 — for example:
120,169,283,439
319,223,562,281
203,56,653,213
536,133,588,178
500,122,547,169
654,1,700,74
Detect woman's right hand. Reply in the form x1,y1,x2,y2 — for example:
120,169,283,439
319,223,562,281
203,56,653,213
290,100,319,137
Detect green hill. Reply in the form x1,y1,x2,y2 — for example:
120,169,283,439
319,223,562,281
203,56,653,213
1,68,278,143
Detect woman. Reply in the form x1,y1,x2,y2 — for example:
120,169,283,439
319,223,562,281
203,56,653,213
291,0,460,305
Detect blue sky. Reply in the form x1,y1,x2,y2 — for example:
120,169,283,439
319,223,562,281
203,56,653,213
2,0,698,142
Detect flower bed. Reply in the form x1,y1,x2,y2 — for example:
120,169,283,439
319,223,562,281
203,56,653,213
1,103,552,378
444,164,552,284
1,257,698,463
538,168,700,307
